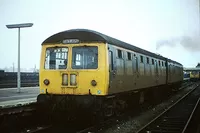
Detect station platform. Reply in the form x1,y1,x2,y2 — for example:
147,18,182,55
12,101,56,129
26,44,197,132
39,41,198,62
0,87,39,108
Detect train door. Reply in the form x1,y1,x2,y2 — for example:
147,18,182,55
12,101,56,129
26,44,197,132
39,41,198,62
109,50,114,81
155,60,159,84
168,64,172,83
108,45,117,92
165,61,168,84
199,71,200,80
132,53,138,88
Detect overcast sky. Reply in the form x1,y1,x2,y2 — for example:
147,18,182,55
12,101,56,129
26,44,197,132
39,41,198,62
0,0,199,70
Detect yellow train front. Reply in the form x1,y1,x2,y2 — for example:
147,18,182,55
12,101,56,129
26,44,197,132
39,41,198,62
190,70,200,81
37,29,110,119
37,29,183,119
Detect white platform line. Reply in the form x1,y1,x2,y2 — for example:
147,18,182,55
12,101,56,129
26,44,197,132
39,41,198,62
0,87,39,91
0,97,36,107
0,94,37,100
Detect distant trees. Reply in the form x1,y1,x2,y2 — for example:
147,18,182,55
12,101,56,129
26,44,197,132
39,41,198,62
196,63,200,68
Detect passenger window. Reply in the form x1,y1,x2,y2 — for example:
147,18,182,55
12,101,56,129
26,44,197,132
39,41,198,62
117,49,122,58
158,61,161,66
109,51,113,70
146,57,149,64
140,55,143,63
152,59,154,65
127,52,131,60
162,61,164,66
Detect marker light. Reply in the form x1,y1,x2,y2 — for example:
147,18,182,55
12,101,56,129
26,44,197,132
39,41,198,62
62,74,68,85
70,74,77,86
43,79,50,85
91,80,97,86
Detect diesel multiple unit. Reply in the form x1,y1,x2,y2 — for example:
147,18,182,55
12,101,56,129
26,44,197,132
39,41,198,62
37,29,183,118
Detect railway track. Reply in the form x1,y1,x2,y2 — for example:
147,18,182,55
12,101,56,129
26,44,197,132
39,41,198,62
0,103,49,133
0,81,196,133
136,83,200,133
74,82,198,133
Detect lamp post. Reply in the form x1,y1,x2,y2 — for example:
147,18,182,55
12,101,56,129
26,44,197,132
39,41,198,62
6,23,33,93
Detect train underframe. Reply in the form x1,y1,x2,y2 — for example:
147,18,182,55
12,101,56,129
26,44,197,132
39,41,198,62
190,78,200,82
37,81,182,122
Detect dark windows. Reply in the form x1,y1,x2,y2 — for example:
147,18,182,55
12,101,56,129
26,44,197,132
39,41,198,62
140,55,143,63
146,57,149,64
117,49,122,58
162,61,164,66
127,52,131,60
45,47,68,69
152,59,154,65
72,46,98,69
158,61,161,66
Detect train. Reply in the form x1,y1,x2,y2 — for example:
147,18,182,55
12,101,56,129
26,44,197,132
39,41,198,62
190,70,200,81
184,67,200,82
0,70,39,88
183,71,190,81
37,29,183,119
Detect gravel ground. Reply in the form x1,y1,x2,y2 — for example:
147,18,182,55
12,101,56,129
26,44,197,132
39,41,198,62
98,83,198,133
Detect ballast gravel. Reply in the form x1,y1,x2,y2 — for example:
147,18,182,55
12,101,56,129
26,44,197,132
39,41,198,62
97,83,197,133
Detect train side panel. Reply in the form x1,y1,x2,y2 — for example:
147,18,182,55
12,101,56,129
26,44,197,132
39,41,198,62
167,61,183,85
107,44,167,94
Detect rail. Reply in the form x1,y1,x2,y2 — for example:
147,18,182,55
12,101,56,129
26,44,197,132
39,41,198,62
136,83,200,133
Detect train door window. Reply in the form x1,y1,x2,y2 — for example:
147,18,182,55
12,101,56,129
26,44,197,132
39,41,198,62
117,49,122,58
127,52,131,60
146,57,149,64
162,61,164,67
140,55,143,63
158,61,161,66
109,51,113,70
152,59,154,65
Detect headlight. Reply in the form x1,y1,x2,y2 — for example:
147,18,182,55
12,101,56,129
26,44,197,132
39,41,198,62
62,74,68,85
91,80,97,86
70,74,77,86
43,79,50,85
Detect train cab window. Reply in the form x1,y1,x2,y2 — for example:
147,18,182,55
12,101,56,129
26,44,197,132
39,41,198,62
140,55,143,63
158,61,161,66
72,46,98,69
146,57,149,64
45,47,68,69
117,49,122,58
127,52,131,60
152,59,154,65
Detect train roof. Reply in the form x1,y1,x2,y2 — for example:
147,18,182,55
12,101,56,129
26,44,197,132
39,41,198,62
184,67,200,71
42,29,182,66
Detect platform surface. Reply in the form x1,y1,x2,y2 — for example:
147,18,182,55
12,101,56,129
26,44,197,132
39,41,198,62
0,87,39,107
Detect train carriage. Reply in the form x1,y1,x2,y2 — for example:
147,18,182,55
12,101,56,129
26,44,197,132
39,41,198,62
190,70,200,81
37,29,183,118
